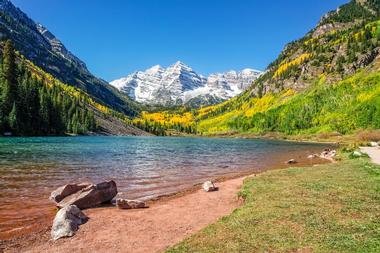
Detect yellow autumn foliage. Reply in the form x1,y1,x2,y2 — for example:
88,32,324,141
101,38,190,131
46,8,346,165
23,56,114,116
273,53,311,78
135,111,195,127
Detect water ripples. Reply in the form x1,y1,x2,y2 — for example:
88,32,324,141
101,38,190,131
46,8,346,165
0,136,328,239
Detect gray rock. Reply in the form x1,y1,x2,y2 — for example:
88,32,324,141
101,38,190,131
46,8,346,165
286,159,297,164
50,183,91,203
202,181,218,192
51,205,88,241
57,180,117,210
352,151,364,158
116,199,148,209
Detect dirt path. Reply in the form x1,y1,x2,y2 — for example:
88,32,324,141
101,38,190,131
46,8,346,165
360,146,380,165
7,177,245,253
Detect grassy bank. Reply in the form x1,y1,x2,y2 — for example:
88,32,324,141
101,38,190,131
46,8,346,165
167,155,380,253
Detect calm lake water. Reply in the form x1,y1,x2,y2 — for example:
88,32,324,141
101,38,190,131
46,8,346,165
0,136,329,239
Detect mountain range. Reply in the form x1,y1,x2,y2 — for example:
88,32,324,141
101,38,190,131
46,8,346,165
110,62,261,107
0,0,379,137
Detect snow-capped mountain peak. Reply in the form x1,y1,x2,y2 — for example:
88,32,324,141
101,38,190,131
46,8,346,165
145,65,163,75
110,62,262,107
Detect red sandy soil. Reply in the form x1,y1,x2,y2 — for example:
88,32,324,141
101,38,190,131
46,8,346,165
3,176,246,253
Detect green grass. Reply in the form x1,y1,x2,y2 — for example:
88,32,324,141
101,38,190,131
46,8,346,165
167,156,380,253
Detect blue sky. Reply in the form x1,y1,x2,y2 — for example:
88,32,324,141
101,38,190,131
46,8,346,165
12,0,348,81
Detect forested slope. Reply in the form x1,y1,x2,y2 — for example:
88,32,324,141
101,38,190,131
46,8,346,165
0,40,148,136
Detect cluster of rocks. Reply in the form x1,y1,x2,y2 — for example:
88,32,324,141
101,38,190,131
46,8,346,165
50,179,218,241
49,180,148,241
319,149,337,160
285,149,337,164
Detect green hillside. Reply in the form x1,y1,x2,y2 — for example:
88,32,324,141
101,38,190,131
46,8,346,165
197,67,380,136
136,1,380,139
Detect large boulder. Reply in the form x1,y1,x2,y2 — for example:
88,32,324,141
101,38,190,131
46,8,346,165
57,181,118,210
202,181,218,192
116,199,148,209
50,183,91,203
51,205,88,241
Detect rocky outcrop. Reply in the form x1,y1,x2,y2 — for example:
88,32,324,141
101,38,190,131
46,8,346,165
354,47,380,69
116,199,148,209
51,181,118,210
202,181,218,192
51,205,88,241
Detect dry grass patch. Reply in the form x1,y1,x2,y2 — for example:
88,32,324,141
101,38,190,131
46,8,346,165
357,130,380,142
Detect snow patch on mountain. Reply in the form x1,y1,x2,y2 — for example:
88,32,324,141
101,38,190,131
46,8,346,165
110,61,262,107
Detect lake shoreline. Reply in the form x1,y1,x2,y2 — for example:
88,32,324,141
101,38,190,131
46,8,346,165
1,152,332,253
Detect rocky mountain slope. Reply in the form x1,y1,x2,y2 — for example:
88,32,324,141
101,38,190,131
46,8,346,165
248,0,380,97
0,0,138,116
110,61,261,107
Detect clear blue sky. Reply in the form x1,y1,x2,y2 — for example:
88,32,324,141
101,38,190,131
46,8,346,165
12,0,348,81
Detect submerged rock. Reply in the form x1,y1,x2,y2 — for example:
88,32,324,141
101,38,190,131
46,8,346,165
51,205,88,241
116,199,148,209
57,181,118,210
50,183,91,203
202,181,218,192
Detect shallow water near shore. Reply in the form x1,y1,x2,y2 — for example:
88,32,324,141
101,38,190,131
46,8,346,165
0,136,330,240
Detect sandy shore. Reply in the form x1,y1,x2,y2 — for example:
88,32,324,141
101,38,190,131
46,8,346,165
2,176,246,253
